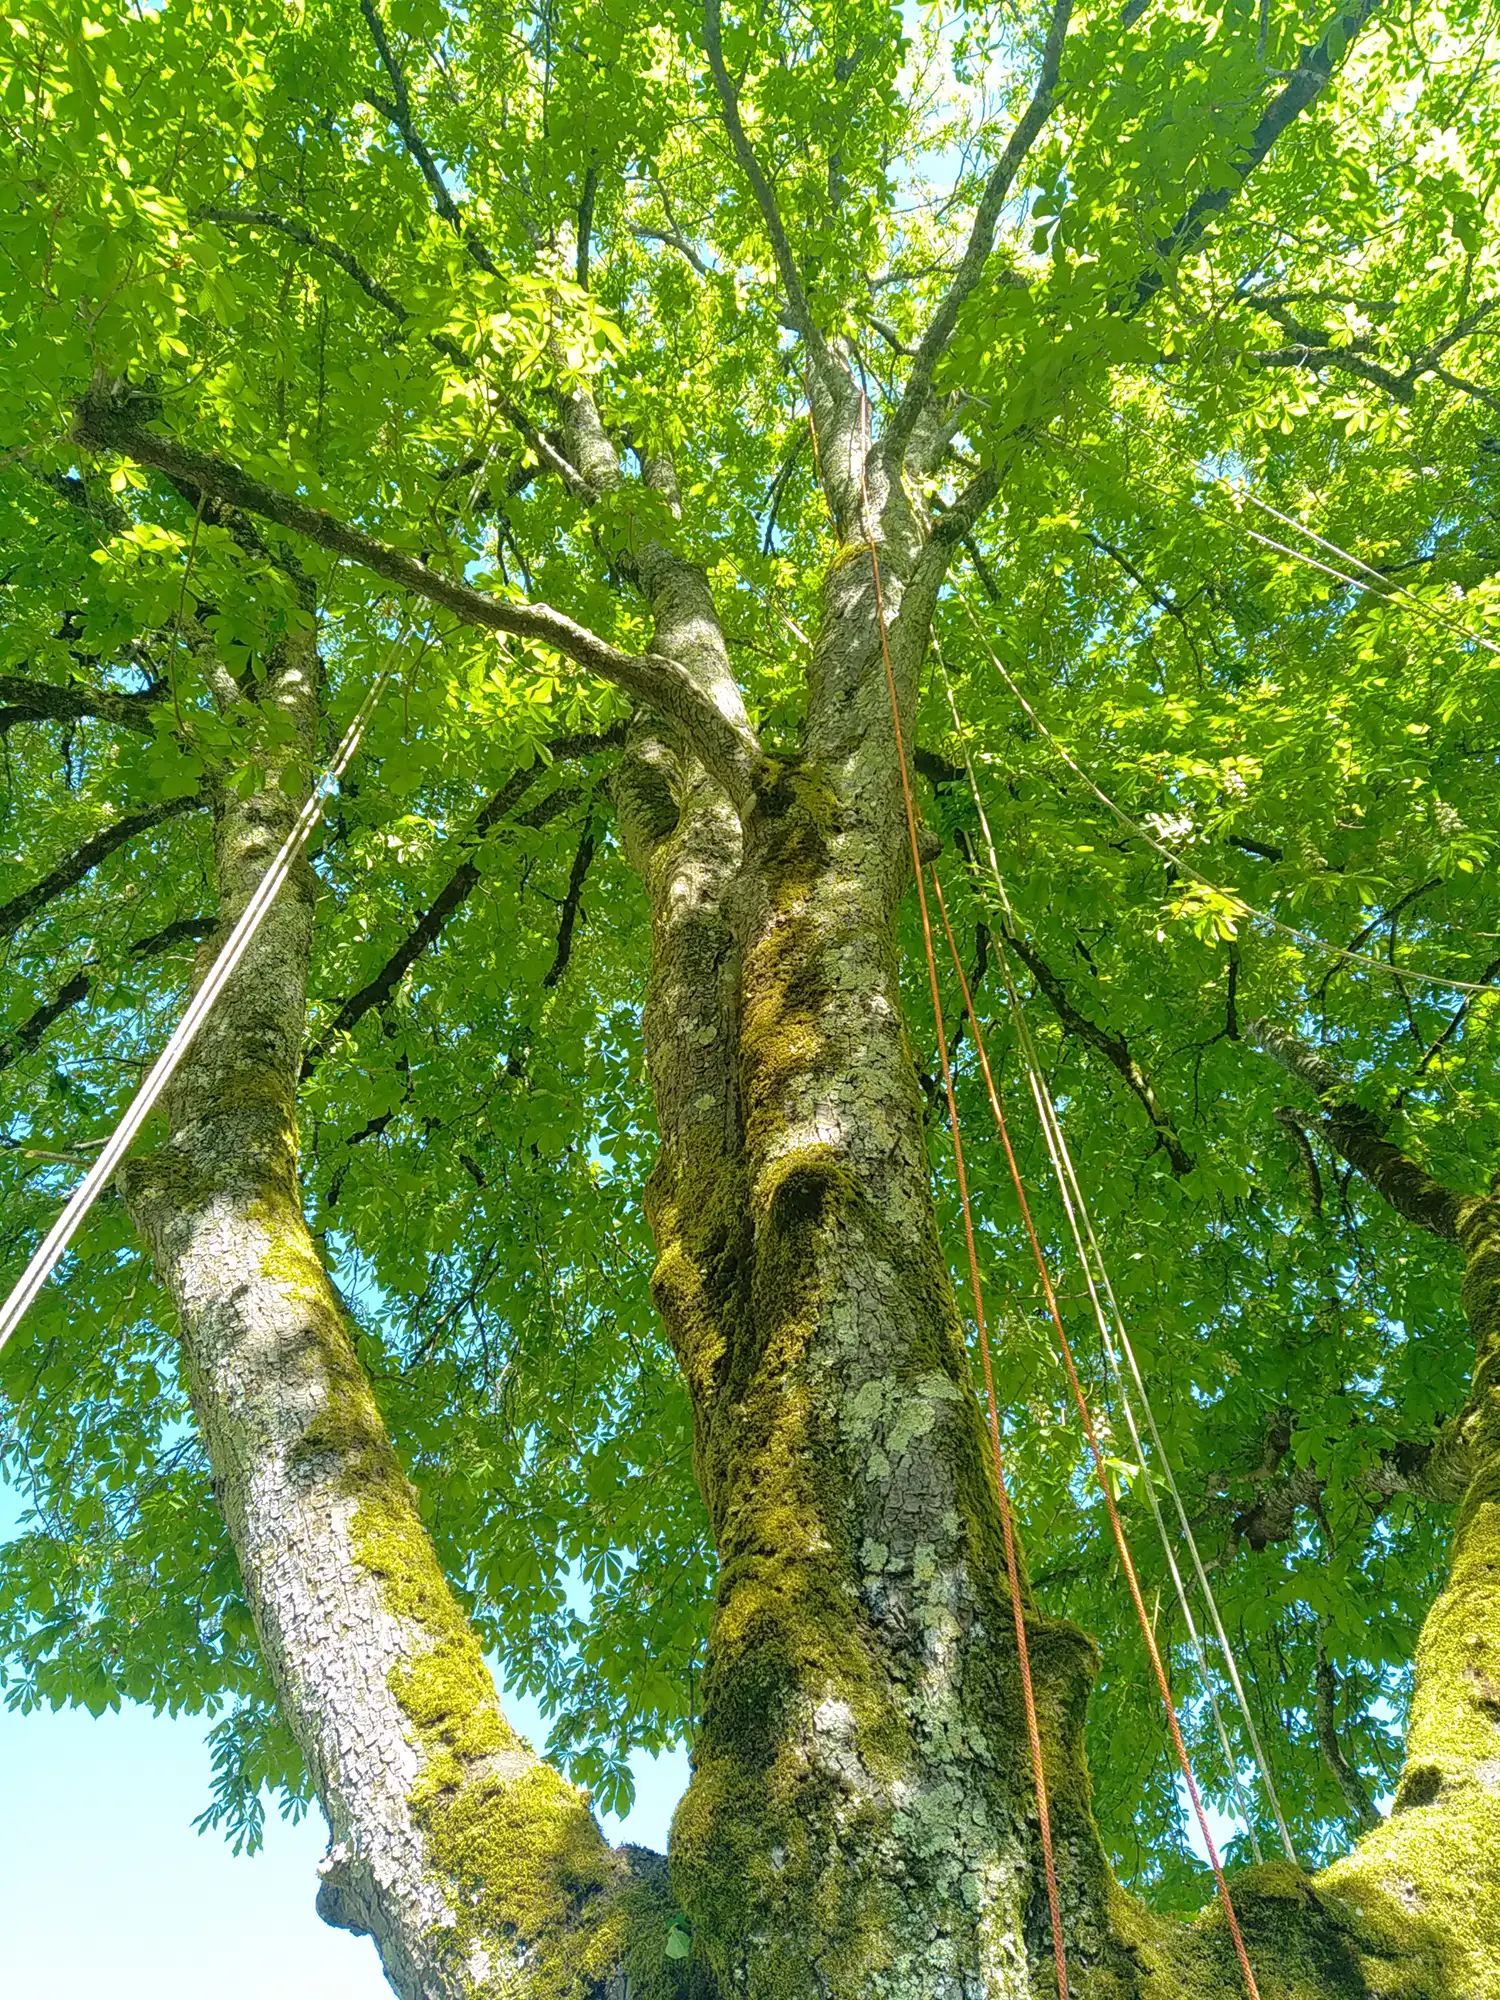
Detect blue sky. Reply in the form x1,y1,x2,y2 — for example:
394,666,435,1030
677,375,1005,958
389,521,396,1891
0,1477,689,1998
0,1677,690,1997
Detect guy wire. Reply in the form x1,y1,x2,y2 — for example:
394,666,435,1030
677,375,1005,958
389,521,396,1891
932,640,1299,1864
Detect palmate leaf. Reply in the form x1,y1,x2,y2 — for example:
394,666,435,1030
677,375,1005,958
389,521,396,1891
0,0,1495,1915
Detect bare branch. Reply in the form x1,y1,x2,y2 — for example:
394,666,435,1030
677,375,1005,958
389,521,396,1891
1007,927,1194,1174
1408,955,1500,1084
1315,1639,1382,1833
73,391,763,808
576,161,600,291
305,727,623,1070
359,0,501,278
0,795,203,943
0,971,91,1073
0,917,212,1074
195,205,420,331
631,224,714,278
885,0,1072,468
194,207,592,498
899,463,1001,618
1426,365,1500,416
543,818,597,987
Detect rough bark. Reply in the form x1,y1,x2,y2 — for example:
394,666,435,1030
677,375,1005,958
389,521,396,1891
80,323,1500,2000
613,464,1138,1997
117,610,656,2000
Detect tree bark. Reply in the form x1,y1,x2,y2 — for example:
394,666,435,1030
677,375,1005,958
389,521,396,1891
614,488,1135,1996
118,609,654,2000
89,429,1500,2000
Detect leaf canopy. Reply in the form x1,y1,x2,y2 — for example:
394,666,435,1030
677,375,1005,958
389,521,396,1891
0,0,1496,1904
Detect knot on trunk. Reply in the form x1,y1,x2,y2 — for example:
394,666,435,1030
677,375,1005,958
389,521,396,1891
316,1838,377,1937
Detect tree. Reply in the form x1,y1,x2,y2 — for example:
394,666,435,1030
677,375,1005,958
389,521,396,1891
1,0,1498,1990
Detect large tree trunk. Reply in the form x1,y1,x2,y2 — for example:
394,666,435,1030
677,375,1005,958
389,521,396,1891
615,469,1135,1995
118,609,652,2000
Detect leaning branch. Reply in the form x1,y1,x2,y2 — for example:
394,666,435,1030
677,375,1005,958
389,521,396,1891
0,795,203,942
885,0,1072,467
1132,0,1383,310
72,393,762,808
1007,928,1194,1174
304,727,622,1069
358,0,501,278
1247,1017,1463,1239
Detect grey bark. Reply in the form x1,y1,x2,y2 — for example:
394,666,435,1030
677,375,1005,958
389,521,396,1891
117,612,626,1999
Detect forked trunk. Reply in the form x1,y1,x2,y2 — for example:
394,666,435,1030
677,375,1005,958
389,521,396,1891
110,499,1500,2000
639,751,1125,1994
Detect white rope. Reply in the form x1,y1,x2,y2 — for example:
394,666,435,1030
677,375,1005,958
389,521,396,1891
1215,473,1500,663
0,626,411,1361
946,576,1497,998
933,640,1300,1862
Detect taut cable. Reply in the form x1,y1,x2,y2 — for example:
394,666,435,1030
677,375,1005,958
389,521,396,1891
856,403,1070,1999
0,622,419,1362
928,864,1263,2000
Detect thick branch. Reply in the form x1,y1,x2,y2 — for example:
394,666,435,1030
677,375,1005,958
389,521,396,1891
1006,929,1194,1174
0,795,202,942
885,0,1072,466
0,672,160,737
1247,1018,1463,1239
73,392,761,808
1132,0,1382,311
306,729,621,1069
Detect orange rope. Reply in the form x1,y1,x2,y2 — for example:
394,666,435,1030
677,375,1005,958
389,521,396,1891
861,502,1070,1999
927,866,1263,2000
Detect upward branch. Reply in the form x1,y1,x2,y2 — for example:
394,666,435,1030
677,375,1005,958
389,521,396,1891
1132,0,1383,310
192,206,591,498
885,0,1073,468
702,0,838,389
359,0,501,278
72,390,763,811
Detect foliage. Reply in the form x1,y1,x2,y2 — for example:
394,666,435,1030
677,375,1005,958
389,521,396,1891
0,0,1496,1918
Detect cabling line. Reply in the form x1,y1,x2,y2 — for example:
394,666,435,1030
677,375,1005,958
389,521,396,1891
926,863,1263,2000
857,403,1072,2000
1230,486,1500,659
1054,413,1500,663
944,576,1498,998
931,643,1298,1866
0,619,421,1362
